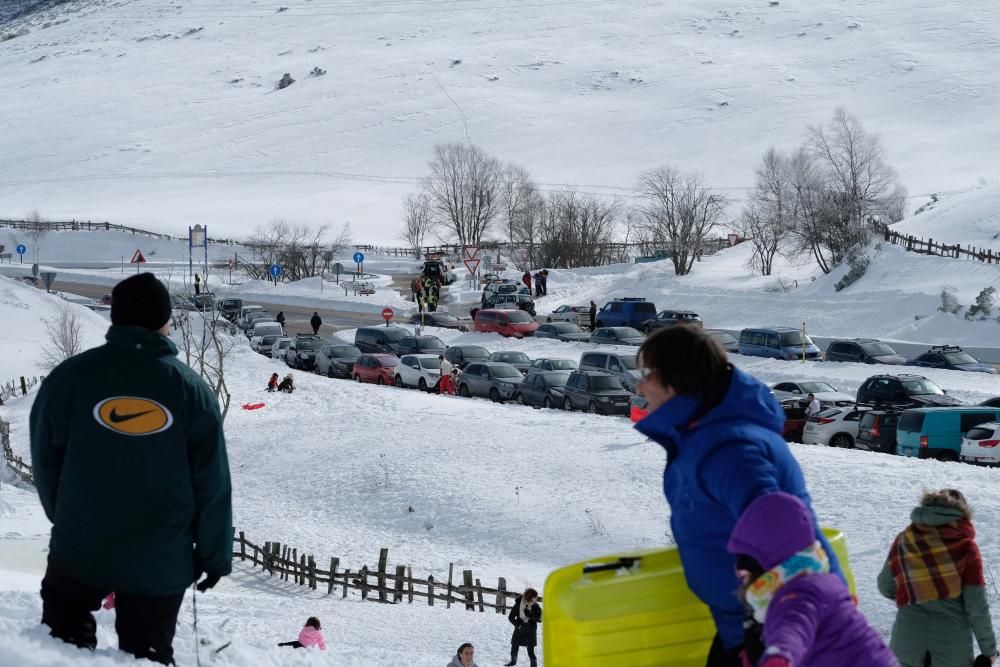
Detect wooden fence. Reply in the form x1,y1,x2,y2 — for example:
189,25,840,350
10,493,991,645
0,219,239,245
232,531,535,614
1,420,33,484
0,375,39,405
875,221,1000,264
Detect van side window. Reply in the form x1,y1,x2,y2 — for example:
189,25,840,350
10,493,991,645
751,331,766,347
610,303,623,312
766,334,780,349
960,413,994,432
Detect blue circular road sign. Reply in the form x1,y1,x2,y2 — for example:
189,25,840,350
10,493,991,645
353,251,365,264
16,244,26,255
269,264,282,278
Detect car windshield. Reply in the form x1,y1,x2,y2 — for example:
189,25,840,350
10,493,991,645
779,331,813,347
617,355,638,370
496,352,529,363
432,313,458,324
417,338,445,350
418,358,441,369
552,323,581,333
331,345,361,358
383,328,409,342
712,332,737,345
491,366,522,379
902,379,944,396
261,336,279,344
611,328,642,338
591,375,624,391
943,351,979,365
544,372,571,387
462,347,490,360
377,357,399,367
861,342,897,357
277,340,291,348
547,359,577,370
506,311,534,324
296,340,322,351
799,382,837,394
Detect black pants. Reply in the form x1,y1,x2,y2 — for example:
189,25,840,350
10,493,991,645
510,644,537,666
40,557,186,666
278,641,304,649
706,634,743,667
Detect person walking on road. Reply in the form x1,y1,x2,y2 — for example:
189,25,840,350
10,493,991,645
30,272,232,665
505,588,541,667
276,311,286,330
589,301,597,330
310,312,322,335
633,325,841,667
194,272,201,295
805,392,821,419
439,355,455,395
878,489,998,667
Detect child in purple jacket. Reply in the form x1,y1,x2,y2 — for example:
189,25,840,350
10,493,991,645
727,492,897,667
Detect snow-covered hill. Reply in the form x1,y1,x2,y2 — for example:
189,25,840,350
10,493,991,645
2,0,999,240
892,182,1000,250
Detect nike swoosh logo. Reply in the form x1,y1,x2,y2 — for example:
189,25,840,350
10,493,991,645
109,407,157,423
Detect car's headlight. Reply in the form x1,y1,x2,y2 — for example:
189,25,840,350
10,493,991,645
599,396,611,402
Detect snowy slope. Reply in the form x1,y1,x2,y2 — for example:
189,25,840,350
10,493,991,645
0,227,241,264
2,1,1000,240
893,183,1000,250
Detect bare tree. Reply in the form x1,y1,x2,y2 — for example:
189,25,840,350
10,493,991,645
530,191,620,268
508,187,546,269
785,146,836,273
633,167,728,275
741,148,793,275
40,301,83,371
171,302,234,421
241,220,350,282
25,209,47,245
401,193,433,259
421,143,502,247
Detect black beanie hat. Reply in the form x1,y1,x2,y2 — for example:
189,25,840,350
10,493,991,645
111,273,172,331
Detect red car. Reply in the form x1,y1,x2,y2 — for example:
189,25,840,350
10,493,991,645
353,354,399,385
473,308,539,338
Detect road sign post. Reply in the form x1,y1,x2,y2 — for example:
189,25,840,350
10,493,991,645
16,244,26,264
353,251,365,276
269,264,282,286
381,307,394,327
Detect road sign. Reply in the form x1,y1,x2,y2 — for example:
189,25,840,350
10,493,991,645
353,251,365,265
16,244,26,255
269,264,282,278
130,249,146,263
463,258,481,275
462,245,480,261
381,307,394,323
40,271,57,291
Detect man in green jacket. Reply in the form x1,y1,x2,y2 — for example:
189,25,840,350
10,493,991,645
30,272,232,665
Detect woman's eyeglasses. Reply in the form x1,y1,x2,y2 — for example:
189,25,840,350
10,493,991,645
639,367,656,380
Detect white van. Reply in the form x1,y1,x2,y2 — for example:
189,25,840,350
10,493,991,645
250,321,284,351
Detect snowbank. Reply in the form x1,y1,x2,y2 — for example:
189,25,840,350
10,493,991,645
893,184,1000,250
0,228,238,263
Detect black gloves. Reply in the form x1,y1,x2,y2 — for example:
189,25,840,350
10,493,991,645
196,574,221,592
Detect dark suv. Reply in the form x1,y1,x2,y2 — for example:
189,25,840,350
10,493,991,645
856,374,962,408
825,339,906,365
285,334,324,370
855,411,901,453
595,298,657,329
395,335,446,357
354,326,411,354
443,345,491,370
910,345,996,374
560,370,632,415
641,310,702,333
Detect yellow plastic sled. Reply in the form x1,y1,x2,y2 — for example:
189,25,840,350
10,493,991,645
542,529,855,667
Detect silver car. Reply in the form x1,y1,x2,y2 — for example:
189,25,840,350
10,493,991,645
457,362,523,402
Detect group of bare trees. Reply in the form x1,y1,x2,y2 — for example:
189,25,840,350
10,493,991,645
242,220,352,282
740,108,908,275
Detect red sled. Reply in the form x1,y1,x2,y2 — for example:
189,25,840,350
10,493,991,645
630,406,648,422
242,402,265,411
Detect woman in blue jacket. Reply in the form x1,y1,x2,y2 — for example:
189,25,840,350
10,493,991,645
633,325,841,667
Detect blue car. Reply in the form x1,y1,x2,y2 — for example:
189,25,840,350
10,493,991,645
594,297,658,330
910,345,996,374
738,327,821,361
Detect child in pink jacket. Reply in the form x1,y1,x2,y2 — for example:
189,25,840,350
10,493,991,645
279,617,326,650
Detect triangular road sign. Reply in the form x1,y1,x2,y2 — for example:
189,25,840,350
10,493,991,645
130,249,146,263
463,258,481,274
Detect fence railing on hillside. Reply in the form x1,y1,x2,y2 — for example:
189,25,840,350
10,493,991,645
0,219,239,245
1,420,33,484
874,221,1000,264
0,375,40,405
232,531,535,613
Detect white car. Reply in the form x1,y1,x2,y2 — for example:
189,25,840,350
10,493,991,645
961,422,1000,464
394,353,442,392
545,305,591,327
250,321,284,351
801,406,870,448
270,337,292,360
771,381,855,406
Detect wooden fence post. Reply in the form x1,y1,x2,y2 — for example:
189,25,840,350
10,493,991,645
394,565,405,603
308,556,316,590
238,531,246,561
463,570,475,610
280,546,288,580
428,575,435,606
407,567,414,603
342,568,350,598
497,577,507,614
475,578,485,612
328,557,339,595
359,566,370,600
446,563,454,609
377,548,389,602
20,377,27,396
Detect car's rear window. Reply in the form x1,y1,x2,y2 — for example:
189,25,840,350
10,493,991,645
859,413,878,429
966,426,997,441
634,303,656,314
898,411,926,432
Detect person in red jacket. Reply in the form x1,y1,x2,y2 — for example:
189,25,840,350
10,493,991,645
522,271,532,290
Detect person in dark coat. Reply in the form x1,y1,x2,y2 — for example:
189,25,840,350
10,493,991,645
588,301,597,330
193,272,201,295
633,326,841,667
277,373,294,393
30,273,231,665
310,312,322,335
532,272,542,297
505,588,541,666
276,311,286,329
539,270,549,296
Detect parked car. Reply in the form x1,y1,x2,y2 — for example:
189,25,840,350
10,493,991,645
960,422,1000,465
238,305,264,325
856,410,901,454
738,327,821,360
99,293,113,305
514,370,572,409
444,345,491,370
242,312,272,335
218,297,244,321
253,334,282,357
824,339,906,365
284,334,324,370
705,329,739,354
897,407,1000,461
595,297,657,330
802,406,870,448
457,362,524,402
482,291,536,316
527,358,578,374
487,351,532,375
190,293,215,312
314,344,362,379
780,397,809,442
395,335,447,357
856,374,962,408
641,310,702,333
355,326,411,354
589,327,645,347
910,345,996,374
560,370,632,415
473,308,539,338
407,311,469,331
533,322,591,343
545,305,591,327
579,350,640,393
250,321,284,350
770,381,854,406
353,353,399,385
395,354,442,391
271,337,292,360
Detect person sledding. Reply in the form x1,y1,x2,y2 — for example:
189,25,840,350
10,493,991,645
278,616,326,650
266,373,279,392
277,373,294,393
